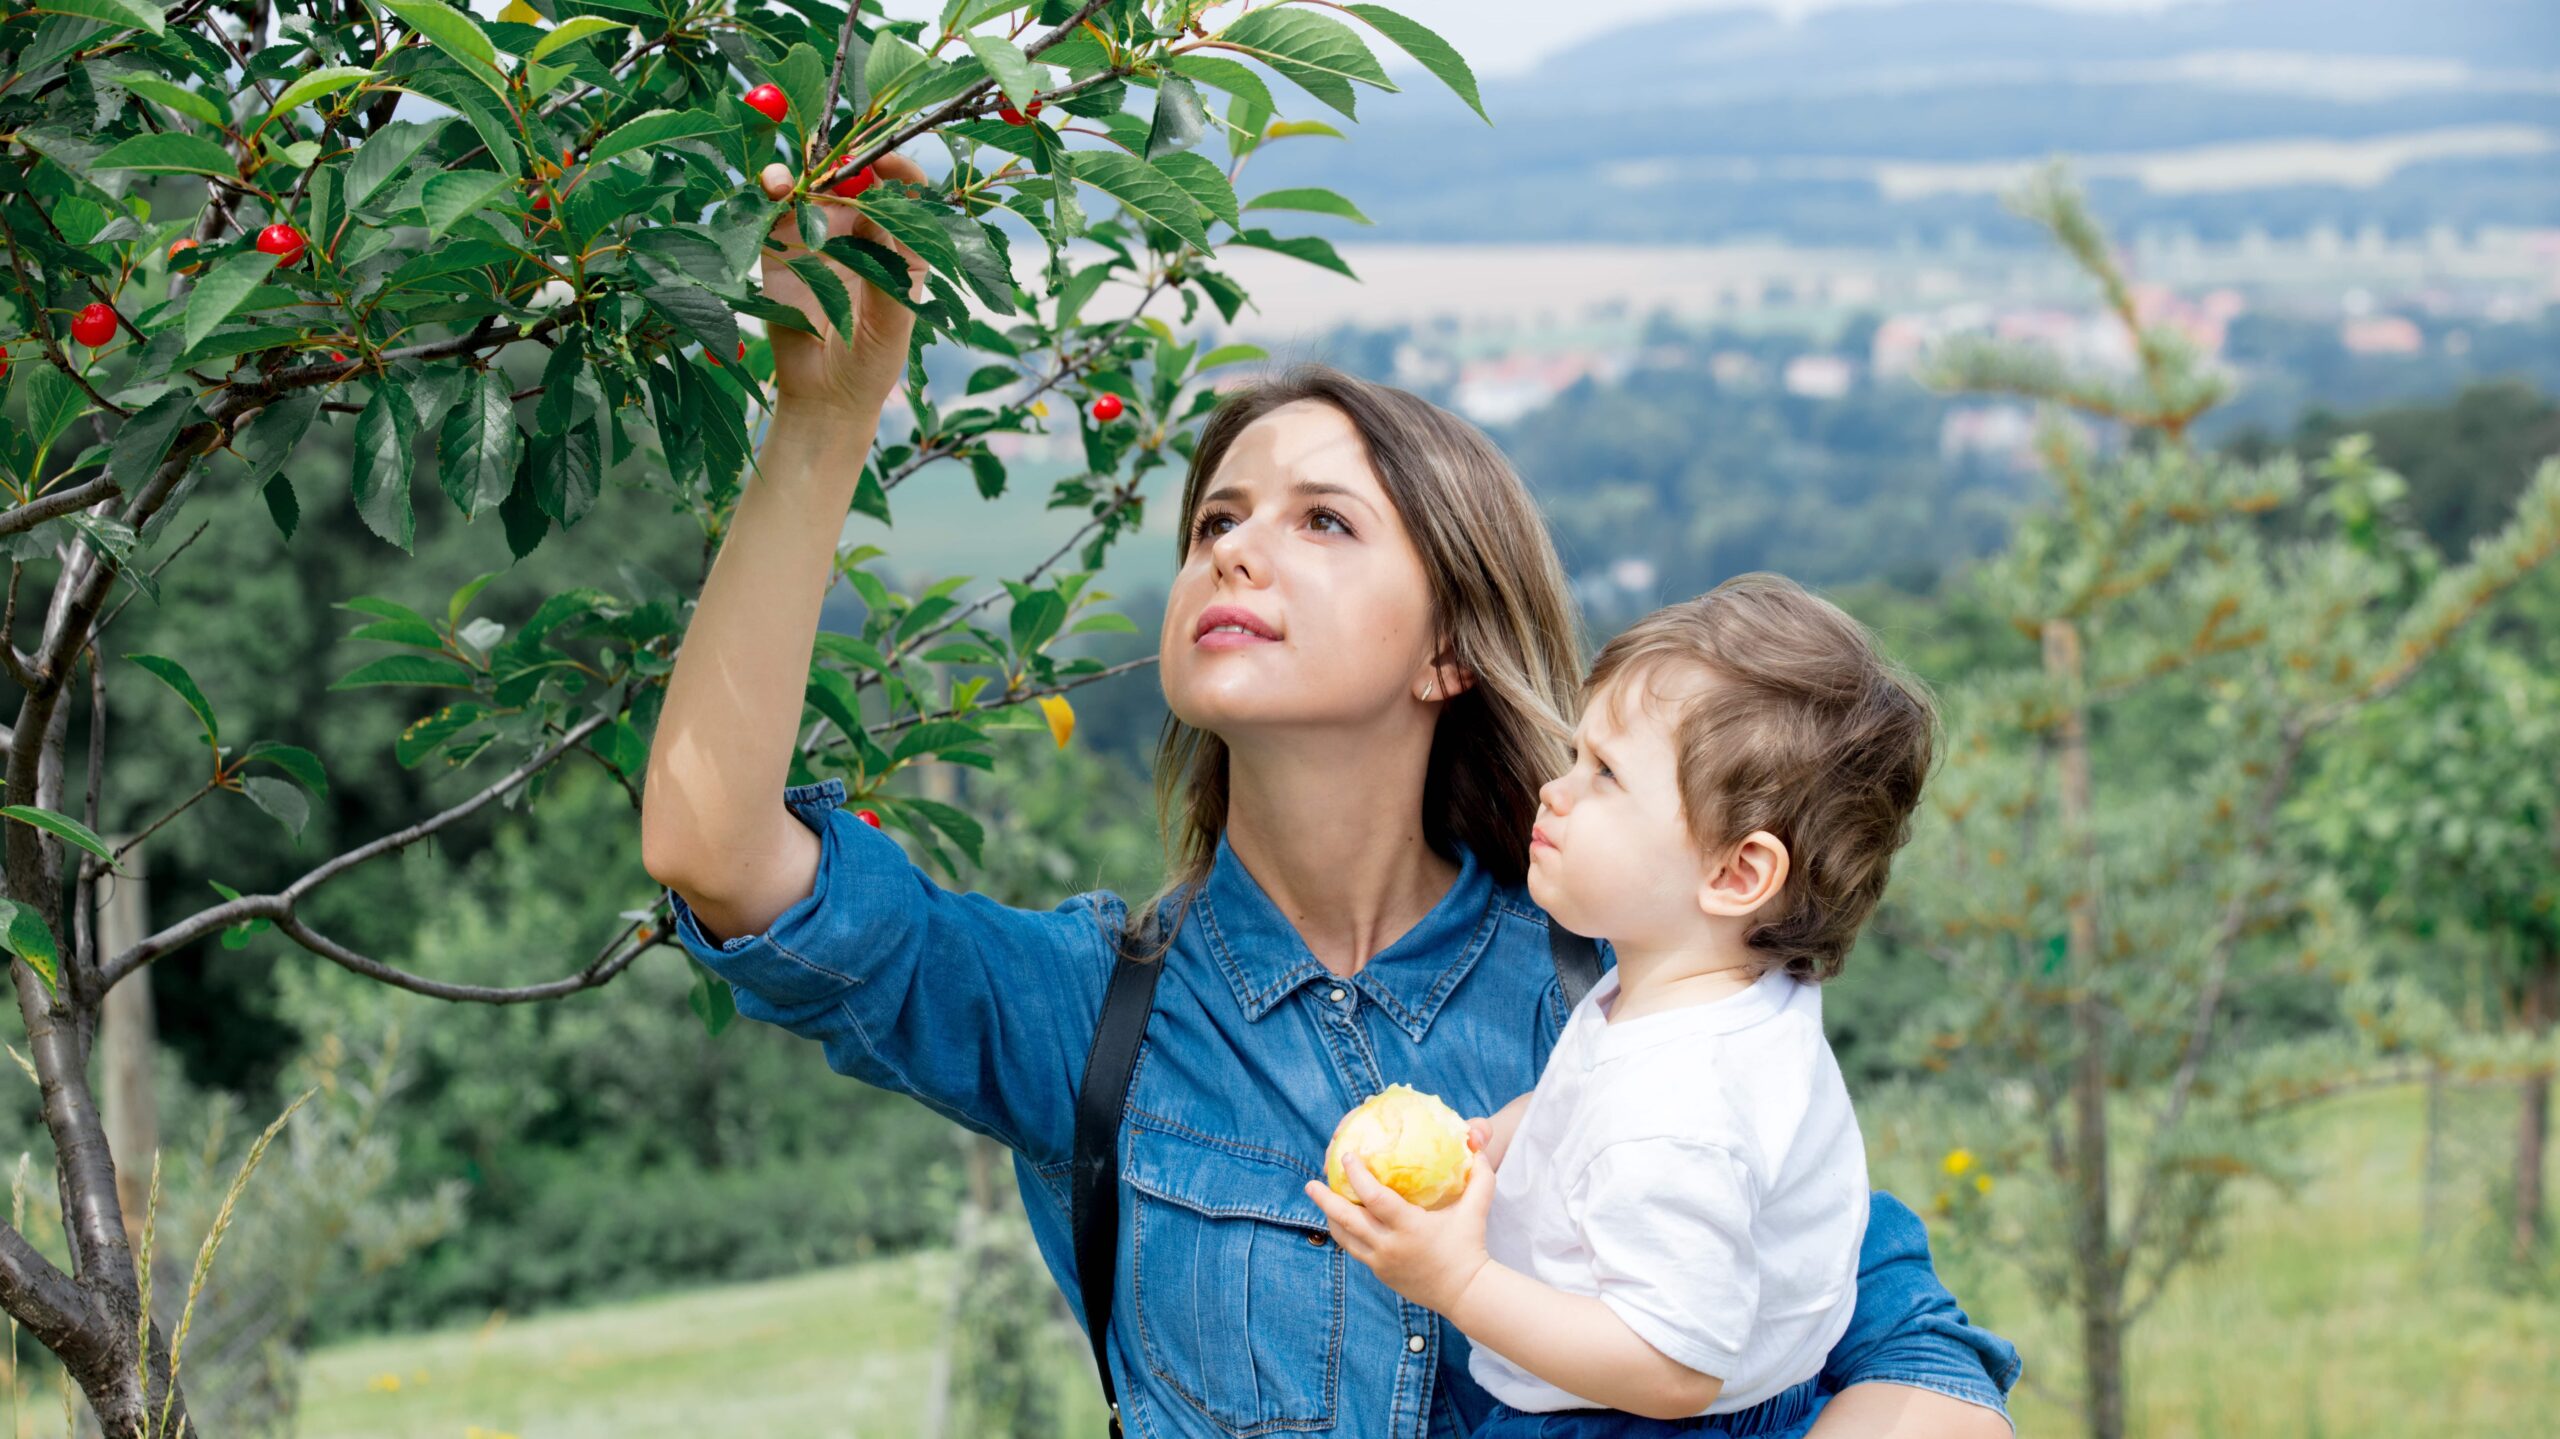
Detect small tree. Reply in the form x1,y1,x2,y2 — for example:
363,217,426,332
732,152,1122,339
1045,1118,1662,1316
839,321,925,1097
0,0,1484,1430
1890,166,2560,1439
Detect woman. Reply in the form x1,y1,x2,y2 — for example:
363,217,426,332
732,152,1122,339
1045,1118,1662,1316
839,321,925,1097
641,157,2019,1439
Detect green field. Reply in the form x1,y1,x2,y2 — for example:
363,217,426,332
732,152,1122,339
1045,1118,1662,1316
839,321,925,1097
298,1086,2554,1439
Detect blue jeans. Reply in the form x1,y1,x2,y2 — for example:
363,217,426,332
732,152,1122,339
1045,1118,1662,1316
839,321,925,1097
1471,1378,1828,1439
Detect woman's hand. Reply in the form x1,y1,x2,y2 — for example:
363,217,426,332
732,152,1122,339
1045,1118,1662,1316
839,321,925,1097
754,152,930,419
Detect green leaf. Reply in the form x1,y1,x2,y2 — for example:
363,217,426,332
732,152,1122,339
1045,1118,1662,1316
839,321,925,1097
181,251,280,356
1244,186,1371,225
1213,7,1396,120
37,0,163,37
352,383,420,551
819,236,919,310
437,368,518,519
241,741,329,796
17,366,83,455
963,30,1040,107
125,653,219,746
1197,342,1269,371
1008,589,1067,657
240,776,310,839
588,108,732,168
234,390,320,488
901,796,984,866
347,119,452,211
1072,152,1210,249
532,421,600,526
112,74,221,126
1229,228,1355,278
891,719,991,765
527,15,626,63
772,42,826,131
0,901,60,993
1344,5,1485,122
1151,151,1240,231
783,256,855,339
687,962,736,1036
91,131,236,177
349,616,448,649
332,653,480,690
421,169,513,240
396,70,520,177
380,0,505,94
1164,54,1276,116
110,392,198,503
642,279,740,363
262,65,373,129
1144,72,1208,160
0,806,120,869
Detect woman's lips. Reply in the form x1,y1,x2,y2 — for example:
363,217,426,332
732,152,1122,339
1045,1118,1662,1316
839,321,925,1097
1195,627,1278,651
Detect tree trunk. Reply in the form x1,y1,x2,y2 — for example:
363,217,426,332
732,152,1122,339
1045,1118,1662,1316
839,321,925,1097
98,848,159,1252
2043,619,2125,1439
2516,955,2555,1269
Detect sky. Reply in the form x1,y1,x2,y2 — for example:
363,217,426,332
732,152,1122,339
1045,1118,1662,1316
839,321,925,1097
876,0,2216,79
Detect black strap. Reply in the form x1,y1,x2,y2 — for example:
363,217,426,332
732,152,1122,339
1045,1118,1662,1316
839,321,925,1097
1068,908,1602,1434
1550,920,1603,1009
1072,912,1162,1438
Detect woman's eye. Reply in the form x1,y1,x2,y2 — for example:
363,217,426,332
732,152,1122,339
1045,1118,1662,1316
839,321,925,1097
1309,507,1352,535
1190,511,1232,544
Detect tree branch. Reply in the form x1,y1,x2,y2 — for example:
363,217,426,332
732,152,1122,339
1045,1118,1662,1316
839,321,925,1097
267,906,656,1006
99,712,615,990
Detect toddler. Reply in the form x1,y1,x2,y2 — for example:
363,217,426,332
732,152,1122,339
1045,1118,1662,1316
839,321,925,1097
1305,573,1938,1438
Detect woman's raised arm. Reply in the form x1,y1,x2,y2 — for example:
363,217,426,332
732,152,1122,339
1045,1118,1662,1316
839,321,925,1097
640,155,927,939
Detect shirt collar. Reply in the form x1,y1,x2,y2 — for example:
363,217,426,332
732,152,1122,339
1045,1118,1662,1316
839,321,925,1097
1575,966,1806,1064
1197,829,1502,1042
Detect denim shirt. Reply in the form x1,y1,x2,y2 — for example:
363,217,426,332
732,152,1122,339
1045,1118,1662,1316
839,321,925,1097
667,779,2020,1439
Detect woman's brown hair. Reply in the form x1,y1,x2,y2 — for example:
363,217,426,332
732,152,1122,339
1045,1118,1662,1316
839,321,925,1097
1127,364,1586,959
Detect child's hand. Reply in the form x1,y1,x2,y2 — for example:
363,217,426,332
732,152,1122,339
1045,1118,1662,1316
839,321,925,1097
1304,1148,1497,1316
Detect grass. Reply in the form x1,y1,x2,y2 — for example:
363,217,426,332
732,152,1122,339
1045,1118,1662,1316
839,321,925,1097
1917,1085,2558,1438
299,1085,2553,1438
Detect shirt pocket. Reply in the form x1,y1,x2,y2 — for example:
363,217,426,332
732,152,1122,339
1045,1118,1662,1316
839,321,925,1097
1125,1120,1343,1437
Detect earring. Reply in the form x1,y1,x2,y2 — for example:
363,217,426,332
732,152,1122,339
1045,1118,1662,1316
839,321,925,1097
1422,678,1437,701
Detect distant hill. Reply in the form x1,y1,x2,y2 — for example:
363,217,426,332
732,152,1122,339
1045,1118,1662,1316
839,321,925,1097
1232,0,2560,246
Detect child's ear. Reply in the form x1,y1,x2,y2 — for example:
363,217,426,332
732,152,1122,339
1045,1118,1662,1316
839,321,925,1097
1697,831,1789,920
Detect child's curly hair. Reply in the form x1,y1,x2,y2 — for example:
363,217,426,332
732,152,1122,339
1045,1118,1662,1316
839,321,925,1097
1585,574,1939,983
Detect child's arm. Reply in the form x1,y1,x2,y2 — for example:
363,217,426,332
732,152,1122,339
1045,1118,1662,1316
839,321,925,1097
1468,1093,1535,1171
1304,1145,1728,1422
1441,1260,1723,1421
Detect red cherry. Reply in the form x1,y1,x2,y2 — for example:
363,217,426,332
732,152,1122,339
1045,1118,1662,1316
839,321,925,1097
256,223,306,267
331,350,349,362
70,302,117,348
856,808,881,828
531,190,551,212
167,237,200,271
1090,393,1124,423
828,164,879,199
744,84,788,123
0,352,9,381
998,95,1043,126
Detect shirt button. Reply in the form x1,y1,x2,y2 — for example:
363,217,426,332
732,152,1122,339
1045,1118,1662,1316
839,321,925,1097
1305,1230,1328,1246
1406,1333,1426,1353
1329,987,1347,1003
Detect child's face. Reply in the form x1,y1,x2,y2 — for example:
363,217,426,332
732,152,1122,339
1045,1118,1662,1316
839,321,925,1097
1526,669,1714,947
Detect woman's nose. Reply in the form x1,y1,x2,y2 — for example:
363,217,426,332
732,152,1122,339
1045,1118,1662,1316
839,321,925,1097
1210,516,1267,583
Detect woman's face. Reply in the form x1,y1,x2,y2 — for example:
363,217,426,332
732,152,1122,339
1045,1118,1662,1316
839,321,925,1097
1158,400,1444,738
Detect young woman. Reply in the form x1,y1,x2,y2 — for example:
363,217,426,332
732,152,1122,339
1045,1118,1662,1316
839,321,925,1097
641,158,2019,1439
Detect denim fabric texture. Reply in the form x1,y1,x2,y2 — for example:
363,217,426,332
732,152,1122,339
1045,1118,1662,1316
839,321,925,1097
1470,1376,1828,1439
665,778,2021,1439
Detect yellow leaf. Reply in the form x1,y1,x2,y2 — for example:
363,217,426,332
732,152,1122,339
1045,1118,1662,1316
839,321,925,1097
496,0,543,22
1037,695,1074,749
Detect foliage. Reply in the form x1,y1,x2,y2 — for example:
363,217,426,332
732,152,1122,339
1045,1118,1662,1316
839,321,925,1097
0,0,1481,1427
1885,162,2560,1439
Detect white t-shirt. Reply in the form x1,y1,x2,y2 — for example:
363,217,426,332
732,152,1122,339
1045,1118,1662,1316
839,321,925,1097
1468,964,1868,1415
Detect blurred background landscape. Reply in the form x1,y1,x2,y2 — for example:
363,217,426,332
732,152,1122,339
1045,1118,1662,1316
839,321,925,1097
10,0,2552,1435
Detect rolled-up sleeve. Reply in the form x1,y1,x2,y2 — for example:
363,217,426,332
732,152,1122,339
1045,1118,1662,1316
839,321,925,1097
664,778,1124,1165
1820,1190,2021,1426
